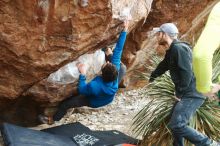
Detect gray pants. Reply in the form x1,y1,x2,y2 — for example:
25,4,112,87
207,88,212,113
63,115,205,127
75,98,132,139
118,62,126,83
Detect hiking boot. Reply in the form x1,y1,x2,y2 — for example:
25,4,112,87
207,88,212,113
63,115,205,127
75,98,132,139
210,140,220,146
38,114,54,125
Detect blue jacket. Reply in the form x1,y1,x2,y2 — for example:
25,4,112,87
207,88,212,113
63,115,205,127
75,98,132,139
78,31,127,108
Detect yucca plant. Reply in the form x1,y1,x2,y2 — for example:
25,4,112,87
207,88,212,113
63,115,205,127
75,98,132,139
132,48,220,146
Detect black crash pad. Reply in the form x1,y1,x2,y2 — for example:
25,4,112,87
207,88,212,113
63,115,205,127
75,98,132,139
1,123,76,146
1,122,138,146
43,122,138,146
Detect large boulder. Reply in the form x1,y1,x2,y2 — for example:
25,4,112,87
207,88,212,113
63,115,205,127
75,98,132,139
0,0,151,99
0,0,152,125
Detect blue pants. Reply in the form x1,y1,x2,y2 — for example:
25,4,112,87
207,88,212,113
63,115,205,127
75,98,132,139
168,97,212,146
53,63,126,121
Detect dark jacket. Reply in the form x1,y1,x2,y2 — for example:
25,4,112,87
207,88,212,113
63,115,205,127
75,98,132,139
78,31,127,108
150,39,205,99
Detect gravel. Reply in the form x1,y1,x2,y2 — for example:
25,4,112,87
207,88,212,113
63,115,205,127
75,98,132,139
37,88,149,136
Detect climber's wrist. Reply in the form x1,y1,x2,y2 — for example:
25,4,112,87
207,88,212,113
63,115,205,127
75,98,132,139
123,20,129,31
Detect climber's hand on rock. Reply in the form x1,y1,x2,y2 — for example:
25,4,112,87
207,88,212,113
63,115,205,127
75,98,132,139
123,20,129,31
77,63,86,75
105,47,113,56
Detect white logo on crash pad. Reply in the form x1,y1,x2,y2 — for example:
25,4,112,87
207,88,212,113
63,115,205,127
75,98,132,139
73,133,99,146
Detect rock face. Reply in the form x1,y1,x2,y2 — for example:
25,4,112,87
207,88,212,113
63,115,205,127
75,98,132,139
0,0,218,125
0,0,150,99
0,0,152,125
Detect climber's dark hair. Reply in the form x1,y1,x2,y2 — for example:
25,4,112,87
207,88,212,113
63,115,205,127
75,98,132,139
101,63,118,82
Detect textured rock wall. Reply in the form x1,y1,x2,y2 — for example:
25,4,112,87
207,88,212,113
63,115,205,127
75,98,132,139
0,0,152,125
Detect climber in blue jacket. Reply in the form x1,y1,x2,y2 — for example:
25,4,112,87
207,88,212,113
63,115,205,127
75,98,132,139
39,21,129,124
